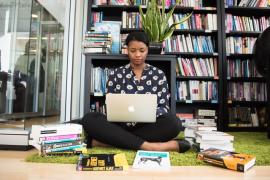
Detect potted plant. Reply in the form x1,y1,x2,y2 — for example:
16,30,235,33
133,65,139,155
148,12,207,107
139,0,192,53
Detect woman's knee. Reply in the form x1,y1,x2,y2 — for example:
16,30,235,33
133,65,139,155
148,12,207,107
81,112,105,127
158,114,182,136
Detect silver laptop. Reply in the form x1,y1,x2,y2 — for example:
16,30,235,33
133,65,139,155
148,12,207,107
106,94,157,123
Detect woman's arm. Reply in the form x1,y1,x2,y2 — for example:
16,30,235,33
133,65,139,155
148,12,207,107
106,70,117,93
156,72,170,116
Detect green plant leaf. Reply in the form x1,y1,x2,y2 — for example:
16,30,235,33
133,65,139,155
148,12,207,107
139,0,191,42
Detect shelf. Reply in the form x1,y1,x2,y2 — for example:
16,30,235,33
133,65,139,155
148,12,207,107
227,77,266,82
121,28,142,33
166,52,218,57
225,6,270,15
91,5,216,13
227,101,268,107
174,29,218,35
226,31,262,36
121,29,218,35
176,76,219,81
176,100,218,104
226,53,253,58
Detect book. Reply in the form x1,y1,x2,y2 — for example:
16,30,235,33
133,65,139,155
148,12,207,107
197,148,256,172
76,153,129,171
132,150,171,170
195,131,234,142
94,21,121,54
30,123,82,139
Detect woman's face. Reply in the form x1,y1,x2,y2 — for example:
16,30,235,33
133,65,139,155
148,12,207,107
127,40,148,66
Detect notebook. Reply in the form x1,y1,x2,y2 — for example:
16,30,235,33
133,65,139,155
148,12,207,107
106,94,157,123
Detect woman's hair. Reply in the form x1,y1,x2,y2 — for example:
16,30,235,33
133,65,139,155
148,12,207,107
125,31,149,47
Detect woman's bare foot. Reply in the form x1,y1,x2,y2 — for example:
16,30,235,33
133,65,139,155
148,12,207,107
140,140,179,152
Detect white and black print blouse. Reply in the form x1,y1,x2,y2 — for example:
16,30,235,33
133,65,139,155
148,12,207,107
106,63,170,118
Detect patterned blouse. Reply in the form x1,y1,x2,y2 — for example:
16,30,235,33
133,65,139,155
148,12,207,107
106,63,170,118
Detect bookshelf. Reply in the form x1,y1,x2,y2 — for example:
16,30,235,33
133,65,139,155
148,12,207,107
164,0,224,131
221,0,270,131
84,54,176,116
84,0,269,133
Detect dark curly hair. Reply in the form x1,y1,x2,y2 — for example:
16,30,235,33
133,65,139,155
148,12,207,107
125,31,149,47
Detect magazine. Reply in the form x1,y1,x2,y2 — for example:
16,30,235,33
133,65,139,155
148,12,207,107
132,150,171,170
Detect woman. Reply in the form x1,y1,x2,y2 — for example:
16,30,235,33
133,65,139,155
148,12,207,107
82,32,190,153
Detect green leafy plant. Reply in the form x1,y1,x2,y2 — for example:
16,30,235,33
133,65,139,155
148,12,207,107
139,0,192,42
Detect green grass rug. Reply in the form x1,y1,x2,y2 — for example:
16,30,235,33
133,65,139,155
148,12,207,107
25,132,270,166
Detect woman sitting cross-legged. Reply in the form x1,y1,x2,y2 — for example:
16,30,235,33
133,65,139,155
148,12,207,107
81,31,191,153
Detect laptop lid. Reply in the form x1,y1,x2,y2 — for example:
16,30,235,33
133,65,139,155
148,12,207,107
106,94,157,123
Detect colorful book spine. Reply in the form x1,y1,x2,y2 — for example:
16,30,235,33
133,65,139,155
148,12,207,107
43,144,84,153
39,134,81,142
41,140,82,150
42,137,82,144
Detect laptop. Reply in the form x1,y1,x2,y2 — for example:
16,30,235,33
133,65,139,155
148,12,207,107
106,94,157,123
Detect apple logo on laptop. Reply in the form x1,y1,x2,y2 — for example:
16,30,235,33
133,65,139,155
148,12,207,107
128,105,135,112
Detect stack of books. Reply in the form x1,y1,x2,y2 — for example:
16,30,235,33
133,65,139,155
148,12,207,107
194,131,234,152
183,109,217,144
83,31,112,54
29,123,86,156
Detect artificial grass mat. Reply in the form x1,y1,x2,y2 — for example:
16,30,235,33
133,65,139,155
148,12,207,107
25,132,270,166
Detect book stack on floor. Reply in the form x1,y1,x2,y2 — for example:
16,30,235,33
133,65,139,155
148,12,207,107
29,123,86,156
197,148,256,172
195,131,234,152
183,109,217,144
83,31,112,54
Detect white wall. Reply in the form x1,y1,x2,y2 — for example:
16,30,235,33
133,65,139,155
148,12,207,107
37,0,66,27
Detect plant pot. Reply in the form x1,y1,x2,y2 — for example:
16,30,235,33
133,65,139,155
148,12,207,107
148,42,163,54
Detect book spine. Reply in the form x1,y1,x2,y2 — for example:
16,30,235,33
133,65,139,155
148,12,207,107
43,144,84,153
39,134,81,141
77,166,124,171
42,137,82,144
41,140,82,150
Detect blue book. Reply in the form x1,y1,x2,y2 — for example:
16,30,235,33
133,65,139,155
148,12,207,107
94,21,121,54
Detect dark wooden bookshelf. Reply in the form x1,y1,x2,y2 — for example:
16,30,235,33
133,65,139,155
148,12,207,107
84,54,177,115
220,2,269,133
85,0,269,133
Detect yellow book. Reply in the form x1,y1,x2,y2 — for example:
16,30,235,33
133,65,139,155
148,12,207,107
76,153,129,171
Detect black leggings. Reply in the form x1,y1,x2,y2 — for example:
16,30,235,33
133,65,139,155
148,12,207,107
81,112,182,150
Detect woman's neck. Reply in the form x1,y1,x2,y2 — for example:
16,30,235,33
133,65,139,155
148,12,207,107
130,63,145,71
130,63,145,80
